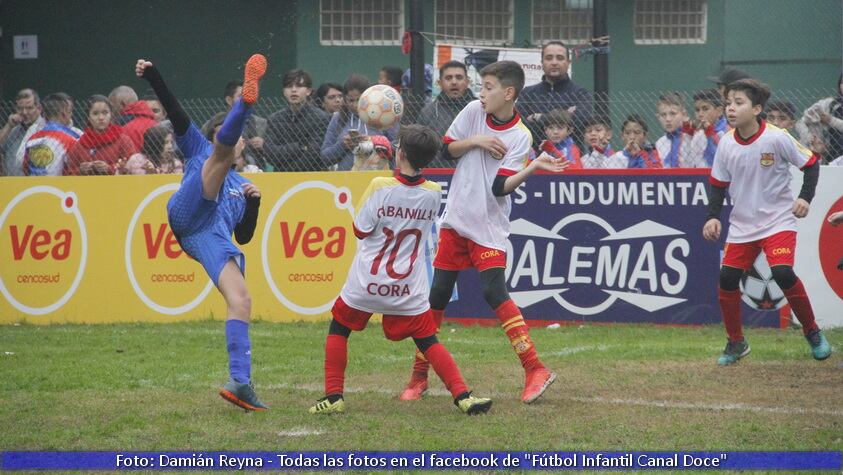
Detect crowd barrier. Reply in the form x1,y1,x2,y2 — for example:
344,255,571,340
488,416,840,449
1,168,841,327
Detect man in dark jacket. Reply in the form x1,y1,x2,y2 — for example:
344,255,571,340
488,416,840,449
416,61,475,168
518,41,592,146
263,69,330,172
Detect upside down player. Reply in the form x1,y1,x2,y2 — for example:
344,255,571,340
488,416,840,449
309,125,493,416
704,78,831,365
136,55,271,410
400,61,567,403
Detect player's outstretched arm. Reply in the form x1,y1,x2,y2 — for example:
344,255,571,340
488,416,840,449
493,153,567,196
135,59,190,136
234,183,261,245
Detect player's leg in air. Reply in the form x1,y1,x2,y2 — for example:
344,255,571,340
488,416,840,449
137,53,270,410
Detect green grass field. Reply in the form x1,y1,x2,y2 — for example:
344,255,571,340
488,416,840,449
1,320,841,474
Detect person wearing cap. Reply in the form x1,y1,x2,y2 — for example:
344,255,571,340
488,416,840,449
708,68,751,100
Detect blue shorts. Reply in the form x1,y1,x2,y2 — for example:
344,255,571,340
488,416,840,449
167,158,244,287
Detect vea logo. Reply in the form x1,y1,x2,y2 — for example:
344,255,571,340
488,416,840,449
125,183,213,315
504,213,690,315
261,181,356,315
0,186,87,315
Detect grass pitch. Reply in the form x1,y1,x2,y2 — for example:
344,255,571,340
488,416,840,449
1,320,841,473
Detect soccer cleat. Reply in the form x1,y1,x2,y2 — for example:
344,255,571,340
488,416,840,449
241,54,267,104
399,376,429,401
805,330,832,361
717,339,751,366
308,396,345,415
219,380,269,412
521,368,557,404
455,393,493,415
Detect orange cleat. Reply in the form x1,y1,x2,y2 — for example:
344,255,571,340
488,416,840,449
399,376,429,401
241,54,267,104
521,367,556,404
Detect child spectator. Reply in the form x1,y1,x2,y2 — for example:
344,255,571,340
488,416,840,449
655,92,706,167
581,114,614,168
540,109,582,168
314,82,344,114
68,95,136,175
120,125,183,174
379,66,404,92
694,89,728,167
142,91,168,123
22,93,79,176
320,74,398,171
610,114,662,168
766,100,798,131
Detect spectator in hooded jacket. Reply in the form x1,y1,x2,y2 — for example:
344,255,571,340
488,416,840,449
109,85,158,150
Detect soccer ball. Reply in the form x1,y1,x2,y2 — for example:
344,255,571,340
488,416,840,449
357,84,403,130
740,254,786,310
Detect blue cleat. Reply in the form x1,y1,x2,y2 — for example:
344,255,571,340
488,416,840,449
717,339,750,366
805,330,832,361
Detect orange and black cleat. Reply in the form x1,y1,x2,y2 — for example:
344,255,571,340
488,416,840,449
241,54,267,105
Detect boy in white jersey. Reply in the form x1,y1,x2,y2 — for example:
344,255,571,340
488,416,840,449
704,79,830,365
309,125,492,416
399,61,567,404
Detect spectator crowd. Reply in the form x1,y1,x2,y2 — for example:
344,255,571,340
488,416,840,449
2,41,843,177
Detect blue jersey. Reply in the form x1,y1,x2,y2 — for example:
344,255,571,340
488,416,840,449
167,124,250,285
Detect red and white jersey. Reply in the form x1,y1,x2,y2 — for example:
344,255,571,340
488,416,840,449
341,174,442,316
441,100,532,250
710,121,818,243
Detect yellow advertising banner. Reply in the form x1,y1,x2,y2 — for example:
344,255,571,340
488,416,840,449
0,172,385,324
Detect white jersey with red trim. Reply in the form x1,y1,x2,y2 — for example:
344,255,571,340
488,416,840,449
341,174,442,316
710,121,817,243
441,100,532,250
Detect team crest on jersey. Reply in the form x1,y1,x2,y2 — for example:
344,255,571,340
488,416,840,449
759,153,775,167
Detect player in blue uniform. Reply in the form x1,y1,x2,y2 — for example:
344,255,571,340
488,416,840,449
136,54,269,411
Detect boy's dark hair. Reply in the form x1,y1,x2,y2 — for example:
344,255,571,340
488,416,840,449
344,74,371,94
766,100,797,120
583,113,612,129
657,91,685,108
202,111,228,141
315,82,343,101
380,67,404,87
693,89,723,108
141,88,160,101
541,40,568,58
438,60,468,78
724,79,772,108
478,61,525,98
622,114,649,134
398,124,440,170
41,93,72,120
543,109,573,129
282,69,313,89
224,80,243,100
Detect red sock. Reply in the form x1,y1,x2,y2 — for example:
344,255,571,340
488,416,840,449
719,288,744,342
324,334,347,396
782,279,819,335
409,309,444,379
424,342,468,398
495,300,543,371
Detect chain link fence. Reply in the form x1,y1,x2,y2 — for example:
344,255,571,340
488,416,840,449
1,87,842,176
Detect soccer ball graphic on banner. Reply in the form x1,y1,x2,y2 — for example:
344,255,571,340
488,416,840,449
740,254,786,310
357,84,403,130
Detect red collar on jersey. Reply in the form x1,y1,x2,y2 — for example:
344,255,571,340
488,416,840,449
485,110,521,131
734,120,766,145
394,170,426,186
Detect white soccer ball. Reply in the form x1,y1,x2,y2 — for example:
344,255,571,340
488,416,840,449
357,84,404,130
740,254,786,310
